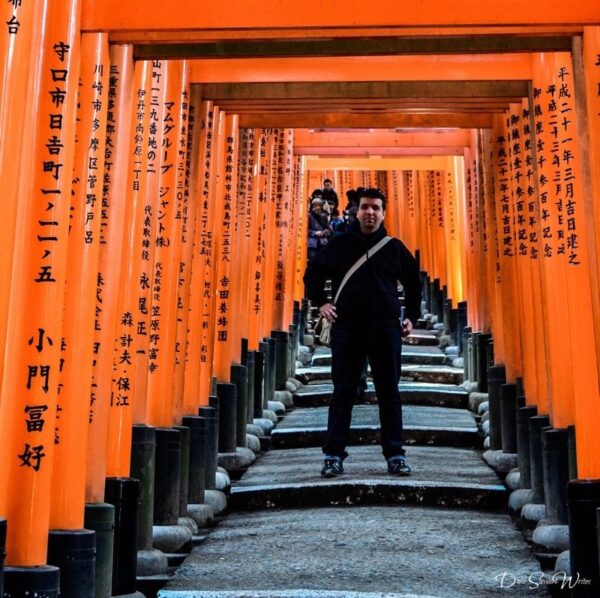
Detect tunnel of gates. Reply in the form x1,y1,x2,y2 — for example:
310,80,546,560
1,0,600,595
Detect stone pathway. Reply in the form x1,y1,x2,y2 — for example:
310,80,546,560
161,333,549,597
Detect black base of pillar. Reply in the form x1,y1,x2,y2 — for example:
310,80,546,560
198,406,218,490
84,503,114,598
568,424,578,480
529,415,551,504
245,351,256,425
500,383,518,454
47,529,96,598
104,478,140,597
266,337,276,404
3,565,59,597
183,416,207,504
476,333,492,392
231,365,248,447
0,517,6,597
130,424,156,551
516,405,538,489
456,301,467,354
542,428,569,524
216,383,237,454
487,364,506,450
153,429,181,525
568,479,600,595
271,330,289,391
258,341,269,411
253,350,264,418
174,425,191,517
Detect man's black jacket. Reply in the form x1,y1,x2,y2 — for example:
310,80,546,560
303,222,422,328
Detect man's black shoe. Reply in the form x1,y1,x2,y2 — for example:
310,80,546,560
321,456,344,478
387,455,411,476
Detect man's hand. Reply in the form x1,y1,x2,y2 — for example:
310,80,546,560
401,318,413,338
319,302,337,322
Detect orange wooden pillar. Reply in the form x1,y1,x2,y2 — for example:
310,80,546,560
183,101,218,412
293,155,308,305
50,31,108,531
575,27,600,477
212,113,239,382
0,0,80,568
173,86,201,419
0,0,47,393
195,106,224,404
443,162,465,307
506,101,541,407
146,60,189,428
490,113,523,383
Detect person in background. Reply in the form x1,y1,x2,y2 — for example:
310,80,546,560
307,197,331,262
329,208,346,237
321,178,339,211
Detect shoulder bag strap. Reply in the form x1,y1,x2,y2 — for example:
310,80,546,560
333,236,392,304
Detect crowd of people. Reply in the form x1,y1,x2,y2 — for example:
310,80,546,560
307,179,369,262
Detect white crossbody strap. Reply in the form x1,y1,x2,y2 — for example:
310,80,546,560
333,236,392,304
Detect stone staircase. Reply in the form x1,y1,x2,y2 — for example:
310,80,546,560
160,331,549,597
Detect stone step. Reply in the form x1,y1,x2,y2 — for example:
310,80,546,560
311,349,447,367
296,364,463,386
271,404,481,450
293,382,469,409
230,445,503,511
161,497,545,596
404,332,441,346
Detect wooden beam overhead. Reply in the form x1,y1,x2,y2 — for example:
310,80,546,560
294,146,466,156
238,112,494,128
82,0,600,31
135,35,574,60
187,54,534,83
198,80,529,101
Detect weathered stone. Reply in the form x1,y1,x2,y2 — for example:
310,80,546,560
215,471,230,492
483,449,518,473
452,357,464,368
476,399,489,414
505,469,521,490
521,503,546,528
481,420,490,435
267,400,286,414
246,433,261,453
136,548,168,576
204,489,228,514
177,516,198,535
468,392,488,412
186,503,216,528
445,345,459,357
532,523,569,552
287,377,303,390
481,412,489,423
274,390,294,406
246,423,265,438
253,417,275,434
286,381,297,392
483,437,490,449
509,488,534,514
152,525,192,553
218,446,256,471
554,550,570,577
261,410,278,424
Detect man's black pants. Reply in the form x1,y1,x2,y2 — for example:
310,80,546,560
323,322,405,460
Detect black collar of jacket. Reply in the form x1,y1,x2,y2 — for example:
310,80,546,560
347,219,388,248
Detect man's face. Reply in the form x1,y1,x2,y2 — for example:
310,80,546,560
323,181,332,191
357,197,385,233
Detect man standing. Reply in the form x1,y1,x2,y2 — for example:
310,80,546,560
321,178,339,211
304,188,421,477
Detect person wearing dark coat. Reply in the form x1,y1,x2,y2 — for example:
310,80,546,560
321,178,339,211
306,197,331,262
304,188,421,478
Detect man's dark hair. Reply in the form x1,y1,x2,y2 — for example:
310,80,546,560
311,188,323,198
358,187,386,211
323,178,332,185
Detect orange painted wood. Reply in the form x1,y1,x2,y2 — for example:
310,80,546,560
293,155,308,304
183,101,219,412
189,54,534,83
51,32,109,527
145,60,188,427
81,1,600,32
173,86,201,418
212,113,240,380
0,0,81,565
0,0,46,394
